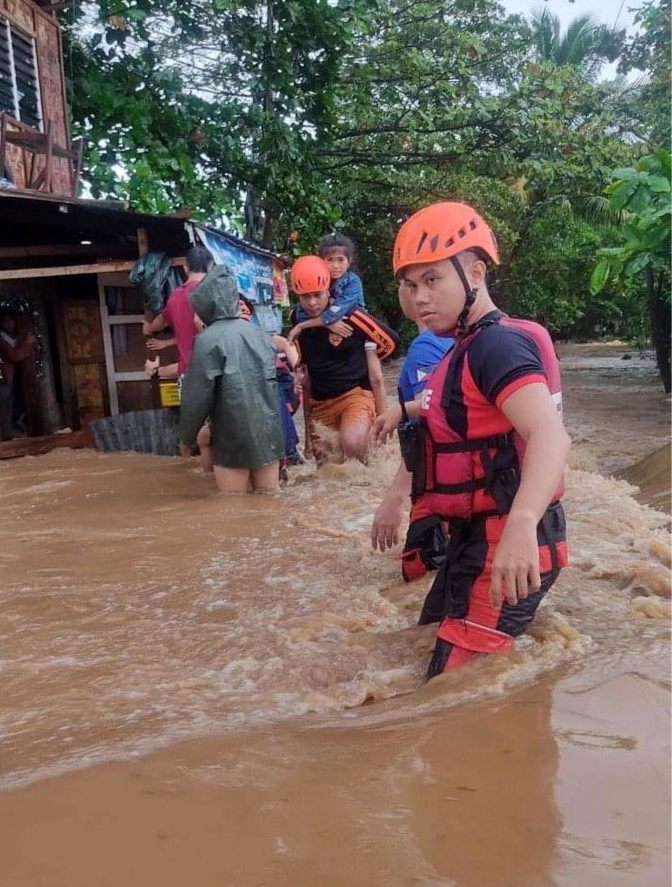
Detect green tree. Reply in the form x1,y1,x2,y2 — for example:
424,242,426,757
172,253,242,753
590,151,672,391
312,4,641,323
529,8,623,72
63,0,648,352
617,0,671,149
64,0,379,243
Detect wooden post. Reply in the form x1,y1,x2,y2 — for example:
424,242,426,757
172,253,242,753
71,137,83,197
0,113,7,179
44,120,54,192
137,227,149,256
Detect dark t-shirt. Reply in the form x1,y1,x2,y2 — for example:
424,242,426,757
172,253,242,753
440,313,551,441
298,326,373,401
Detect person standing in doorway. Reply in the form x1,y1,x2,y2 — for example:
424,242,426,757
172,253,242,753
0,314,35,440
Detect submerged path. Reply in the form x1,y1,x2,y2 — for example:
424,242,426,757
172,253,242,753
0,342,669,887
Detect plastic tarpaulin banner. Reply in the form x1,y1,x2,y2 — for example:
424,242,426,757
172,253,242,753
195,228,288,334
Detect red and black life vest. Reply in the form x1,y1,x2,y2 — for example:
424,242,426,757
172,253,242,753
412,312,564,520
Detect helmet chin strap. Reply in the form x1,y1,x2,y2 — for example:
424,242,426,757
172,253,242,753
450,257,477,334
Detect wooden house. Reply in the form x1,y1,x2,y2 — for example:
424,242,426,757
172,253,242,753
0,0,289,459
0,0,79,196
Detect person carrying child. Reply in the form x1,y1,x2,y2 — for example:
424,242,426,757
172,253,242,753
288,232,398,390
289,255,398,463
288,234,365,343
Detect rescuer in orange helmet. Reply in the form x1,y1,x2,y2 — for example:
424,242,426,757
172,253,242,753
288,255,399,462
371,201,571,678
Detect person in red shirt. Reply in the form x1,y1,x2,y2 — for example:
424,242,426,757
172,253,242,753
142,246,213,374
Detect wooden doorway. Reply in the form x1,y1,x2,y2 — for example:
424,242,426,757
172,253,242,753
98,272,155,415
60,298,109,427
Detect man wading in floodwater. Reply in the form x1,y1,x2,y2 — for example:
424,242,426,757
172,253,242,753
371,202,571,678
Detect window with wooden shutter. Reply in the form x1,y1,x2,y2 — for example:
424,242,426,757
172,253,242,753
0,17,42,130
0,21,14,118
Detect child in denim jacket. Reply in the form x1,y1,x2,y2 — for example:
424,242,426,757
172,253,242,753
289,234,365,340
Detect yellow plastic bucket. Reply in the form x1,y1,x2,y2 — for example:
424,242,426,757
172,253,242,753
159,380,181,407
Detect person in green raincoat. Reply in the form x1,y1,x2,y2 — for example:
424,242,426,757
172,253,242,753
178,265,284,493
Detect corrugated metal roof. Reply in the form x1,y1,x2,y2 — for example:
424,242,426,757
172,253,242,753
0,190,290,266
193,223,290,265
0,188,186,229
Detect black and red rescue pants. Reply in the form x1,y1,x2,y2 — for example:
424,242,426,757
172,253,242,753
401,499,449,583
419,502,568,678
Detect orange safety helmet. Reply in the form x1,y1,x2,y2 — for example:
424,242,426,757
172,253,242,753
392,202,500,276
290,255,331,294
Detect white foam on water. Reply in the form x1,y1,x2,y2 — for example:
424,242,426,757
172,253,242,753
0,405,669,790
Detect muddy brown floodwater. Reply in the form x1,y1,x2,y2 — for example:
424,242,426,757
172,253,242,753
0,343,669,887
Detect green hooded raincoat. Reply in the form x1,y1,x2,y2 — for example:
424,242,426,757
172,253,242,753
178,266,284,470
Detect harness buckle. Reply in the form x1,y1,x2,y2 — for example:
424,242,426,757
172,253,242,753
489,433,511,449
500,467,518,485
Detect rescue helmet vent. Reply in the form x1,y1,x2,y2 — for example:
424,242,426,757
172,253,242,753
291,255,331,295
393,201,500,276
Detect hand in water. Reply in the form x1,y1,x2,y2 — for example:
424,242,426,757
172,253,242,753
329,320,353,338
490,513,541,608
178,442,192,458
372,405,402,447
370,495,404,551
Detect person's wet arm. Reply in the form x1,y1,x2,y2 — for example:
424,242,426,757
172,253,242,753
146,336,177,352
490,383,571,608
365,346,387,416
321,275,364,324
288,316,353,343
178,343,219,448
287,317,320,343
272,334,300,370
371,461,412,551
372,399,421,446
143,312,168,337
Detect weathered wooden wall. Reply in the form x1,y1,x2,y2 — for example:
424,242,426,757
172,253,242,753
1,0,71,195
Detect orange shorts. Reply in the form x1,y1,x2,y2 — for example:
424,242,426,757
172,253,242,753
309,387,376,430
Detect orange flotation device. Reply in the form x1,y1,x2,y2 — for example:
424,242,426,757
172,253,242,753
345,309,399,359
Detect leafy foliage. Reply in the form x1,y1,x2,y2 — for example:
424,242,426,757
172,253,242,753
590,152,671,294
591,151,672,390
60,0,667,378
617,0,671,149
529,8,623,73
64,0,379,241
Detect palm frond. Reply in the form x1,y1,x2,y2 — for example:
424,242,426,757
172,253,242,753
529,8,625,67
580,195,624,226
